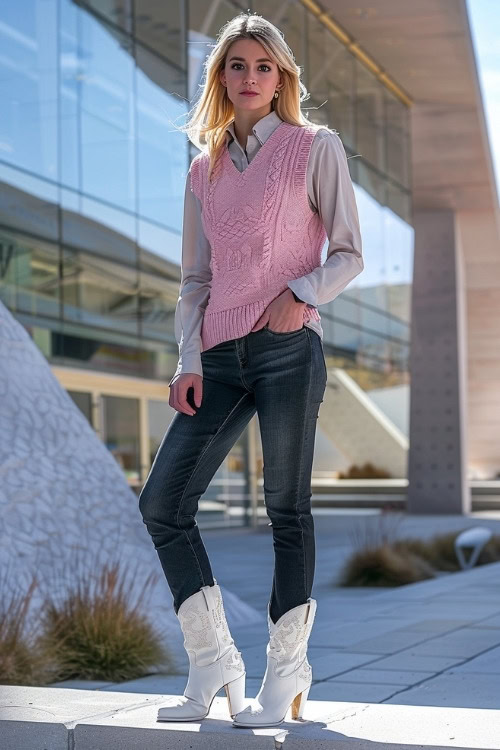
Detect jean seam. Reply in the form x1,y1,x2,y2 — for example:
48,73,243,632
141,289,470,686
175,391,251,587
295,326,313,604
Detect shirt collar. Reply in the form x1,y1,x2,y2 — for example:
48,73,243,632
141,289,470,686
225,110,283,147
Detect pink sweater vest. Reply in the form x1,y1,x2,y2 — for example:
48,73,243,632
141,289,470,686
190,121,327,352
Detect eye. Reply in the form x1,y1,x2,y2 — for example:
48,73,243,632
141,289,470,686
230,63,272,72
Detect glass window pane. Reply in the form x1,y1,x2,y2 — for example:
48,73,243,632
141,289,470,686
50,327,170,380
359,329,391,363
85,0,133,34
148,399,174,465
136,44,188,230
357,161,386,208
61,190,137,265
62,248,139,335
68,390,93,425
0,230,60,318
135,0,184,68
137,218,182,265
0,164,59,243
355,59,385,173
60,3,136,211
385,89,410,189
253,1,305,73
0,1,58,180
387,182,412,225
139,259,179,341
187,1,252,102
361,305,390,338
102,395,140,482
307,20,355,148
333,320,360,354
359,283,388,314
331,295,360,327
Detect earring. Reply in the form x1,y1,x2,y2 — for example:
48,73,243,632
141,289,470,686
274,90,279,99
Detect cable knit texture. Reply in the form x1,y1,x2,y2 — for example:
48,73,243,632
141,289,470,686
190,122,327,353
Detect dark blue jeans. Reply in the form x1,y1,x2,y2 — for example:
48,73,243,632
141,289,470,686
138,324,327,624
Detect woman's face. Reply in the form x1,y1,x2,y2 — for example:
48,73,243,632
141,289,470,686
220,38,282,113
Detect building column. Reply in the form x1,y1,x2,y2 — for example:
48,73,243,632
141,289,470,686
407,210,470,514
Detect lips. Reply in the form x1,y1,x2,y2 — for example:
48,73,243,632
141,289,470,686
240,91,258,96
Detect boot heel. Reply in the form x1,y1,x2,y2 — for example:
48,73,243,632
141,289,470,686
224,671,246,718
290,685,310,720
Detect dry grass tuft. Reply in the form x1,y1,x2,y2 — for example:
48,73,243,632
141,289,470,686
0,570,51,686
338,543,435,587
339,517,500,587
338,462,391,479
37,554,176,683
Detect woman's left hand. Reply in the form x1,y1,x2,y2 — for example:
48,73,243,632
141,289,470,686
251,289,306,333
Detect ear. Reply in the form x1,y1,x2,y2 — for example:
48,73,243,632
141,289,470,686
219,68,226,87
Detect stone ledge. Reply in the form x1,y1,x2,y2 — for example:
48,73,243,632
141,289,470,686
1,686,500,749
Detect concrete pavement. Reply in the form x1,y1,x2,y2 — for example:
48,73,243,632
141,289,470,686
2,511,500,748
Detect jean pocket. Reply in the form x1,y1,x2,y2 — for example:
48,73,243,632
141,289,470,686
263,324,306,336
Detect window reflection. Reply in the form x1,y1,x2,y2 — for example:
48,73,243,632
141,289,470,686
385,89,410,189
83,0,133,34
0,0,415,488
307,18,355,148
355,60,385,173
102,395,140,482
62,247,139,335
68,390,93,426
148,399,174,465
136,43,188,230
60,2,136,211
139,257,179,341
0,2,58,180
253,0,305,71
134,0,184,68
0,231,60,318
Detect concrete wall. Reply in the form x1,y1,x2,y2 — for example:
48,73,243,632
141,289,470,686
457,208,500,479
407,211,469,513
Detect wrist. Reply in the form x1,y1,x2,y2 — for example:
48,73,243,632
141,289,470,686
290,289,306,304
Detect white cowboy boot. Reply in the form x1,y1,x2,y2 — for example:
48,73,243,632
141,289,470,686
157,580,248,722
232,597,316,727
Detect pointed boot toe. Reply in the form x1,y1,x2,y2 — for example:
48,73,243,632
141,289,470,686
156,581,247,722
232,598,316,728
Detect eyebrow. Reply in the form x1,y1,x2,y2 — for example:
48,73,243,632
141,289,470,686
228,56,273,63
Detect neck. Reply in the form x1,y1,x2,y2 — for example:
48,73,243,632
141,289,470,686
232,105,273,149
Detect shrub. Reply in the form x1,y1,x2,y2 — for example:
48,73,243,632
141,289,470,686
0,569,52,686
338,462,391,479
37,555,176,683
338,543,435,587
339,522,500,587
478,534,500,564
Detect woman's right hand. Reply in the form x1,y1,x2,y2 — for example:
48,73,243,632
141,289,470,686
169,373,203,416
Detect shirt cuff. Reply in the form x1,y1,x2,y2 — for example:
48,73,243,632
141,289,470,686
287,278,318,308
168,351,203,386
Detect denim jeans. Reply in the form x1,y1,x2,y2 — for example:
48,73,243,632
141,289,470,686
138,324,327,624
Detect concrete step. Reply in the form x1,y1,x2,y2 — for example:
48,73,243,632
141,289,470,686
1,684,499,749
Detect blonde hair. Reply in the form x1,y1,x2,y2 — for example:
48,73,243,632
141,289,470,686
179,11,313,181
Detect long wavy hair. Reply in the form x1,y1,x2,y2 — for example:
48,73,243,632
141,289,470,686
178,11,314,182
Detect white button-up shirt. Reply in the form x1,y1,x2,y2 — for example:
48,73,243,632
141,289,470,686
169,110,364,384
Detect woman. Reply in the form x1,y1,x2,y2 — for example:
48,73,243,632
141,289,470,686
138,11,363,728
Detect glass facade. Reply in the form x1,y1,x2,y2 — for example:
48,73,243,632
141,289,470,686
0,0,413,514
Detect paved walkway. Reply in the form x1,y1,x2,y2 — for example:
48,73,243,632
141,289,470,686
2,511,500,748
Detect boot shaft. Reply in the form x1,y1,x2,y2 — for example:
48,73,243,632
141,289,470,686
267,598,317,677
177,581,235,667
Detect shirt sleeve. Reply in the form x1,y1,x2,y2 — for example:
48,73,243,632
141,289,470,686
287,128,364,307
168,167,212,387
